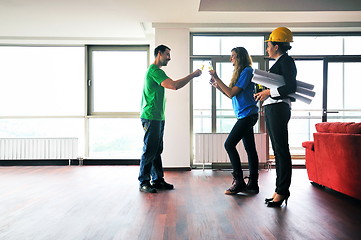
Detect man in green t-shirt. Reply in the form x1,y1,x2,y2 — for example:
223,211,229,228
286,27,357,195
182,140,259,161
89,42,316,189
139,45,202,193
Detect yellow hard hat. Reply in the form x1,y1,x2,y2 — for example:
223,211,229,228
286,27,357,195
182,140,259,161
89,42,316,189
266,27,293,42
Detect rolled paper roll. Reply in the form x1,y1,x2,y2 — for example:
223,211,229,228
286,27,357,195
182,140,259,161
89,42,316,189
252,69,315,104
253,69,315,90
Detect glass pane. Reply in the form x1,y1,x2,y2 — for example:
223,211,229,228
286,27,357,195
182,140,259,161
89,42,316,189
288,118,319,155
292,36,361,55
193,36,221,55
89,118,143,159
216,117,235,133
328,63,344,109
327,62,361,122
92,50,147,112
327,111,361,123
193,60,212,133
292,37,343,55
216,62,233,108
193,36,264,56
293,60,323,111
220,36,264,55
344,62,361,109
344,37,361,55
215,62,233,133
193,110,212,133
0,47,85,116
0,118,84,156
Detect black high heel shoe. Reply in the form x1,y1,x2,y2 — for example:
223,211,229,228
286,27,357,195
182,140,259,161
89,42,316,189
264,197,274,204
267,194,290,207
265,192,277,204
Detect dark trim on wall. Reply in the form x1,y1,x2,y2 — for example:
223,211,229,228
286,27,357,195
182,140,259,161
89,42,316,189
0,159,193,171
0,160,71,166
164,167,192,171
0,159,140,166
82,159,140,165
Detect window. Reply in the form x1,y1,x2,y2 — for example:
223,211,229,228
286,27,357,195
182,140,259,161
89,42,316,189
191,33,361,157
88,46,148,114
87,46,149,158
292,36,361,55
192,35,264,56
0,46,85,116
288,60,323,154
88,118,143,158
192,35,265,134
0,46,85,156
192,60,212,133
0,45,150,159
326,61,361,123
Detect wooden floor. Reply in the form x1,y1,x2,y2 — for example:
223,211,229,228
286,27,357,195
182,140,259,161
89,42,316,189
0,166,360,240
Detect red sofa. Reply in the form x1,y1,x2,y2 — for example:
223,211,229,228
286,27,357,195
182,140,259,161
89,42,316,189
302,122,361,200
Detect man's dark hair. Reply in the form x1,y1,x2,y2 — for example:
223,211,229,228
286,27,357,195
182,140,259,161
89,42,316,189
154,45,171,57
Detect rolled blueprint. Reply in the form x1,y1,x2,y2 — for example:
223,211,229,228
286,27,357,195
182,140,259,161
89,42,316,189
289,93,312,104
253,69,315,90
252,69,315,104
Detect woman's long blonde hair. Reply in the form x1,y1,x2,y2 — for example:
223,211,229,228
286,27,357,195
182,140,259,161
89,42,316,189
229,47,253,88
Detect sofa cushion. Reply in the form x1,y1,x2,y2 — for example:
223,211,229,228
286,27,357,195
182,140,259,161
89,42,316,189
315,122,334,133
315,122,354,133
346,122,361,134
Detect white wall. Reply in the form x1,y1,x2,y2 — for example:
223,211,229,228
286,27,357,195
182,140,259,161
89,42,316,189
154,28,192,168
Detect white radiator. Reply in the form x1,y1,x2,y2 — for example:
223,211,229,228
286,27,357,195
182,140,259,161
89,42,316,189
0,138,78,160
194,133,268,164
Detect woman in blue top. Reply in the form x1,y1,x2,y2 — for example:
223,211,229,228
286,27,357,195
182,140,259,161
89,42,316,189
209,47,260,195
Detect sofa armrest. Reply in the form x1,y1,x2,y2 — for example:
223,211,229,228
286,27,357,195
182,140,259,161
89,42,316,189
302,141,314,151
302,141,317,182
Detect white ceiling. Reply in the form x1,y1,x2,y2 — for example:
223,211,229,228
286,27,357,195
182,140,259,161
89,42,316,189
0,0,360,41
200,0,361,11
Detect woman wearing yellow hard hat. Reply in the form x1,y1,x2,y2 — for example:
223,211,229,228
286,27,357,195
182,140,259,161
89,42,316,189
254,27,297,207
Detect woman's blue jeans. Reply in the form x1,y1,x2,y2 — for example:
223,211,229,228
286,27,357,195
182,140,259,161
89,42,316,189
138,119,165,185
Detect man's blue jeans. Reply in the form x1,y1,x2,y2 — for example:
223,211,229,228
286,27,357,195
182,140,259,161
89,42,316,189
138,119,165,185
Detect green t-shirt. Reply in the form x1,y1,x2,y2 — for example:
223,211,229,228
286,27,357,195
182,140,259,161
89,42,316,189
140,64,169,120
